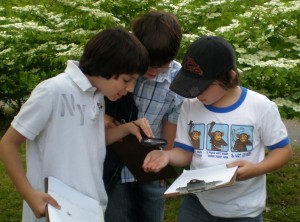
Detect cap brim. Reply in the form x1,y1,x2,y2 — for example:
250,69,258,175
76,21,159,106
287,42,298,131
170,69,215,98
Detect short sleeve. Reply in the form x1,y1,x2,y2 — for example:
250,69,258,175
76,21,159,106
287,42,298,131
259,102,289,149
12,81,54,140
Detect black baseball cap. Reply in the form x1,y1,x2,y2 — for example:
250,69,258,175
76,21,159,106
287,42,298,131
170,36,236,98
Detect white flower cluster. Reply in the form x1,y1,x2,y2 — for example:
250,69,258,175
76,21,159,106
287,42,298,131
273,98,300,113
238,55,300,69
0,0,299,117
215,19,240,33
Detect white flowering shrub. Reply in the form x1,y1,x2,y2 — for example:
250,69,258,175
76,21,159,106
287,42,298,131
0,0,299,118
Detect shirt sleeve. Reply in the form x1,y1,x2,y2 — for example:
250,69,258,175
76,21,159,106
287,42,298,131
11,81,54,140
174,99,195,152
164,61,184,124
259,101,290,150
164,92,184,124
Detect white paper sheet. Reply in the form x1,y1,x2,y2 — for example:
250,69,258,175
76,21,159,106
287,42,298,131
47,176,104,222
165,164,238,195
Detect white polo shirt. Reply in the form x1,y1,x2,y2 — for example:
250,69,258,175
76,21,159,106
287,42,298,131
12,60,107,222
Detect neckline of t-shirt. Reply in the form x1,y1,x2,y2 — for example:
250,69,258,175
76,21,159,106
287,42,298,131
204,87,247,113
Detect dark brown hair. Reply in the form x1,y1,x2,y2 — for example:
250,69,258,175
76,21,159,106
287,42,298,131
217,67,240,90
79,27,149,79
132,11,182,67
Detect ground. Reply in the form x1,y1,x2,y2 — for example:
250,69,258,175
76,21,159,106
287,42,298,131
283,119,300,146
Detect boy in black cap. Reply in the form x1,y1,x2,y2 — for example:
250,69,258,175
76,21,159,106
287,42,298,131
143,36,292,221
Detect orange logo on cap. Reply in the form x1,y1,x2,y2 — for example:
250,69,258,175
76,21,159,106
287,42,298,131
183,57,203,75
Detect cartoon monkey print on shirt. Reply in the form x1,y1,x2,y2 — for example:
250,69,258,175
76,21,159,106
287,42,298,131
208,121,228,151
233,133,252,152
231,125,254,152
188,120,201,149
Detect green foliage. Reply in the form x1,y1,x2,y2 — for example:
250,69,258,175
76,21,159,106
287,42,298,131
0,3,299,221
264,156,300,222
0,0,299,118
0,138,24,222
97,0,158,28
0,1,121,107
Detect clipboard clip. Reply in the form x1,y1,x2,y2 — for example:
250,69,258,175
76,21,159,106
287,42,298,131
176,179,223,194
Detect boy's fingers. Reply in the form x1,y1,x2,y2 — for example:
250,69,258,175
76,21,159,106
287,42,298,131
159,179,165,186
227,161,244,168
226,162,236,168
45,195,61,209
143,158,150,168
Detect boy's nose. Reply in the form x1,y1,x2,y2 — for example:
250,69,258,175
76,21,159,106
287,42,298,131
126,81,135,92
146,69,157,76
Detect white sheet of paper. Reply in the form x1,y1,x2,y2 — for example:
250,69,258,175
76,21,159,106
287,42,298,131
47,176,104,222
165,163,238,195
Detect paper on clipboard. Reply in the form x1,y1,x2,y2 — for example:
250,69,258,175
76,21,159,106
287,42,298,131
45,176,104,222
163,164,238,198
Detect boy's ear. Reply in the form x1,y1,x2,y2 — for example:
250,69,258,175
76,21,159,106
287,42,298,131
229,69,236,78
229,69,237,85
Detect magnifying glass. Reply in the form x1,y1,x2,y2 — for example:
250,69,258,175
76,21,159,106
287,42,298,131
141,137,168,147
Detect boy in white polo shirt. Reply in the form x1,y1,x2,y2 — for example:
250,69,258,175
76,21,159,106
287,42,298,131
143,36,292,221
0,27,153,222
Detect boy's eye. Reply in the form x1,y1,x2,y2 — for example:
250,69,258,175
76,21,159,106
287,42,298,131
124,78,131,83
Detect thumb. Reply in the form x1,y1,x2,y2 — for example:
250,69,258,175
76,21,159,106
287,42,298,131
46,195,61,209
227,160,245,168
226,162,238,168
143,154,151,167
136,133,142,142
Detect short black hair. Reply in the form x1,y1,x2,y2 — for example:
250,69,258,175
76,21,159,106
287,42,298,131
132,11,182,67
79,27,149,79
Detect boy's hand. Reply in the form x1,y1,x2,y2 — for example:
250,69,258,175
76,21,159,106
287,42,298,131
131,118,154,141
227,160,257,181
143,150,169,173
104,114,118,129
25,190,61,218
228,144,292,181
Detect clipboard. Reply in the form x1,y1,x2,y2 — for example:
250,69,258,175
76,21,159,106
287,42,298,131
163,164,238,198
107,134,178,182
45,176,104,222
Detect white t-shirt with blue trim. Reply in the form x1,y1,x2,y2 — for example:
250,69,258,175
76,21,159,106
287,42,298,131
175,87,289,218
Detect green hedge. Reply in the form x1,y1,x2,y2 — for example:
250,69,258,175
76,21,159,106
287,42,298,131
0,0,299,118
